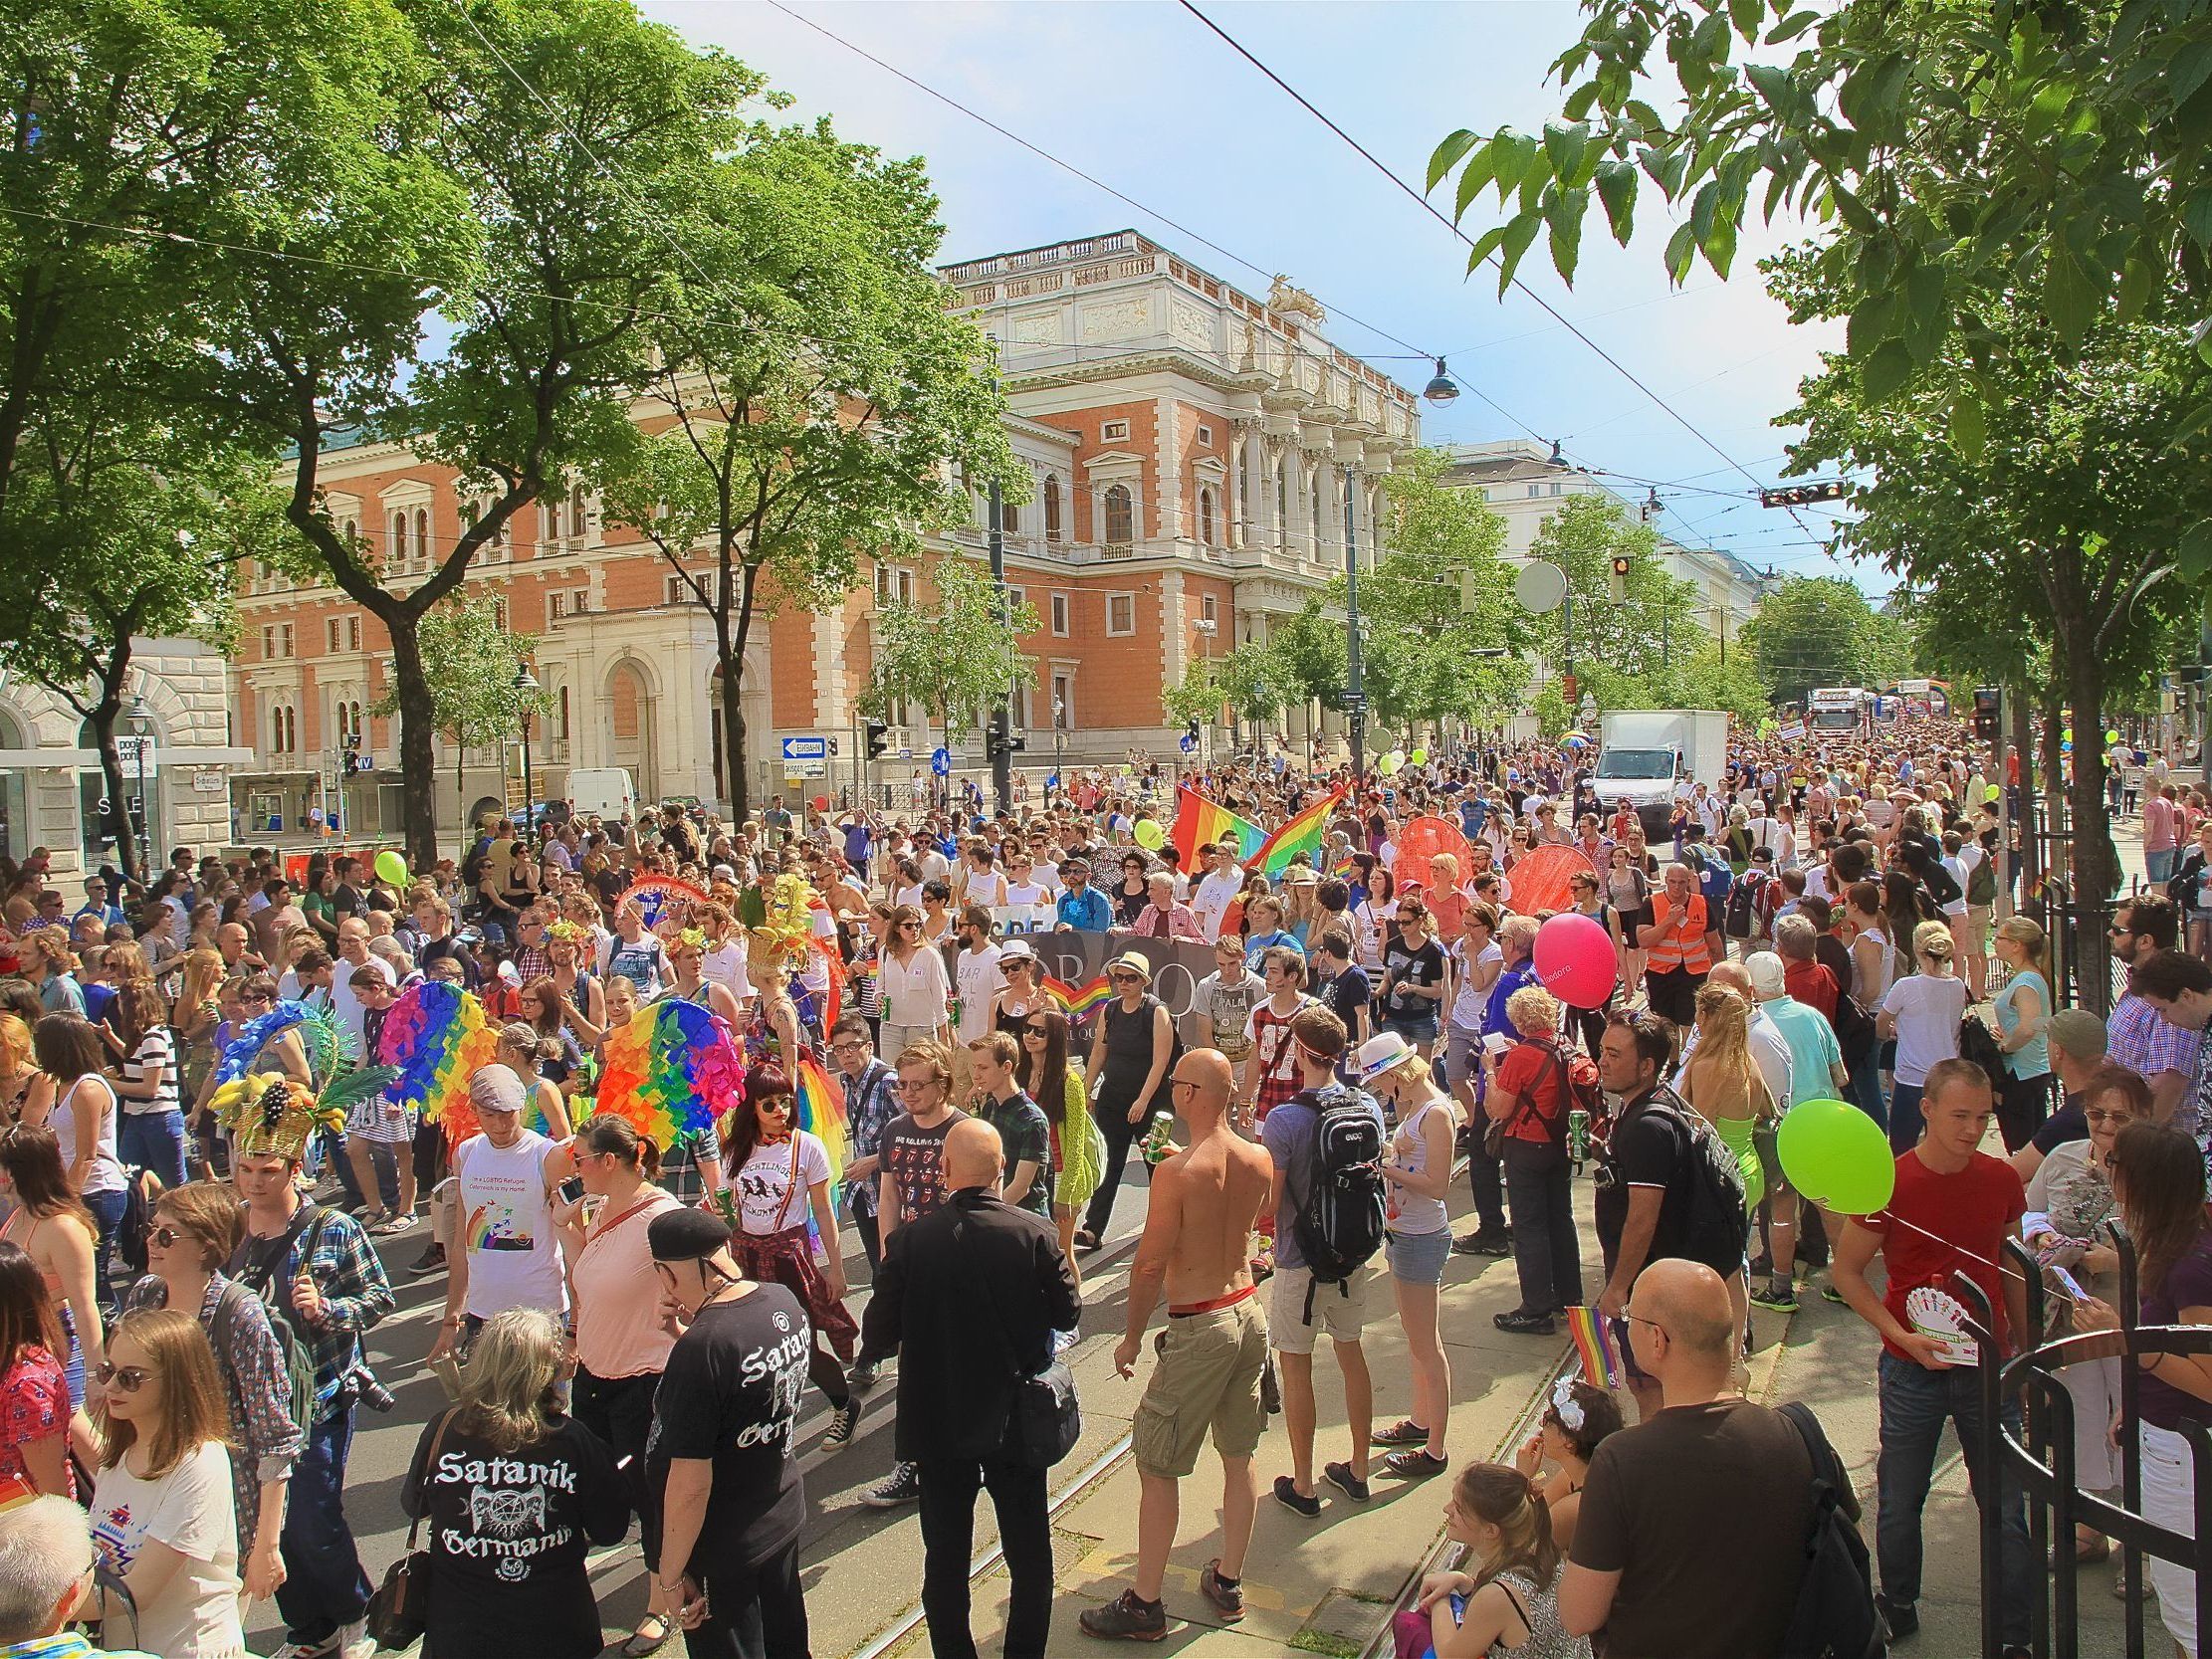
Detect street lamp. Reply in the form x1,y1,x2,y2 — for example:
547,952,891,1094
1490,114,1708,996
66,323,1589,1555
1423,358,1459,406
513,661,539,837
1051,696,1065,802
1193,617,1218,765
127,695,152,884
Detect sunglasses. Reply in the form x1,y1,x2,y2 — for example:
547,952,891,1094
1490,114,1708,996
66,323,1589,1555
1109,970,1141,983
1024,1023,1051,1035
148,1224,190,1250
95,1361,158,1393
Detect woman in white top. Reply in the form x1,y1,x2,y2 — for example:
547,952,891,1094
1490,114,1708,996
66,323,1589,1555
875,903,951,1059
1353,868,1399,977
111,979,186,1191
1877,921,1969,1153
1365,1036,1457,1478
694,901,755,1008
89,1308,247,1659
30,1014,126,1299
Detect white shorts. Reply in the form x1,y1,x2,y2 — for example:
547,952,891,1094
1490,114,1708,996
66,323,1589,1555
1268,1262,1372,1355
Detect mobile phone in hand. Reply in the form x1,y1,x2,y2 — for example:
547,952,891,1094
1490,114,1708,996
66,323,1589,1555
557,1175,585,1206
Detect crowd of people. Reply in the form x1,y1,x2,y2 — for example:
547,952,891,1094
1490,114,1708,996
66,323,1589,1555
0,710,2205,1659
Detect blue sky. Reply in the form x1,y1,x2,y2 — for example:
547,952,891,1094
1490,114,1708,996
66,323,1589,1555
642,0,1870,587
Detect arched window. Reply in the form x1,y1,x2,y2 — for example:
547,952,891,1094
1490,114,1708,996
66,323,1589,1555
1310,475,1324,552
1043,476,1062,542
558,685,571,741
390,512,407,566
340,516,358,548
413,508,431,567
1103,484,1133,545
1236,455,1250,532
1199,488,1216,546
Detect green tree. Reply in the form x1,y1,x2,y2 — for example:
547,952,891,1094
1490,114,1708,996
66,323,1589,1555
1265,599,1349,748
868,556,1038,756
367,593,551,828
1522,496,1698,680
1214,642,1288,741
1347,449,1526,740
1531,682,1572,740
227,0,751,866
1160,658,1227,731
1425,0,2212,545
1738,574,1912,707
593,118,1014,822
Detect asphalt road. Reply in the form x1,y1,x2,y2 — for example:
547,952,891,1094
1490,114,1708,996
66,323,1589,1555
245,1146,1165,1658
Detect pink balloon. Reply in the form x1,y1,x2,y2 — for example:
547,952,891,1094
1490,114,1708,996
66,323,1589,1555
1534,912,1617,1009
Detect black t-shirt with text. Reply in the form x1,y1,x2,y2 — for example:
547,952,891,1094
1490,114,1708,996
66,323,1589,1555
1381,936,1446,1019
645,1283,810,1574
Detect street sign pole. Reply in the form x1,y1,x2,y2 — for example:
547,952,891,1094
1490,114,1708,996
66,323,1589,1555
1342,464,1366,781
987,476,1012,817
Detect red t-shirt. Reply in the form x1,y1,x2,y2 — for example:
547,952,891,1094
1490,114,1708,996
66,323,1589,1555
1493,1040,1568,1145
1784,958,1839,1021
1862,1149,2025,1362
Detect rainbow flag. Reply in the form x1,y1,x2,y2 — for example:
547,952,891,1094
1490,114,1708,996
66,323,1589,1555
1563,1306,1624,1388
1171,786,1266,869
1251,789,1344,878
1042,973,1114,1023
791,1051,848,1186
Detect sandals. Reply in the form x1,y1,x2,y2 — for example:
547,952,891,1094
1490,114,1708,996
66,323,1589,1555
622,1616,671,1657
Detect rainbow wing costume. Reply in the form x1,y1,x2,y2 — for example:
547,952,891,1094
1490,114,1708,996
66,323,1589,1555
379,980,499,1144
596,998,745,1150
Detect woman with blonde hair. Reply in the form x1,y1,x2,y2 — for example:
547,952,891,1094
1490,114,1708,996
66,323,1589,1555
1877,920,1969,1153
1990,915,2055,1151
875,902,950,1060
400,1306,631,1659
1680,983,1772,1222
0,1011,34,1128
1364,1033,1457,1476
1402,1461,1587,1658
169,949,227,1134
88,1308,246,1658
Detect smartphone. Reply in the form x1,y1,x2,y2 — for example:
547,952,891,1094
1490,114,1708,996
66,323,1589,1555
2045,1262,2087,1303
557,1175,585,1206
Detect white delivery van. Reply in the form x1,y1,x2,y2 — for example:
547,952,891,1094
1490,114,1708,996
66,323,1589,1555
564,767,638,824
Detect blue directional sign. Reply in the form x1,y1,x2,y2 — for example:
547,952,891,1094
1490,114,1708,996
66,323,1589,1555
931,746,951,776
780,735,828,763
1179,734,1197,753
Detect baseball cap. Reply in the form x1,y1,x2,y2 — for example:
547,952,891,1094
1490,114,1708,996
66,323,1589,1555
2047,1007,2107,1062
1744,951,1788,999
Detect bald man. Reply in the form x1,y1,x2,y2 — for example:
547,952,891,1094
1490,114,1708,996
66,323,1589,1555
1561,1259,1839,1657
862,1117,1079,1659
1083,1049,1272,1639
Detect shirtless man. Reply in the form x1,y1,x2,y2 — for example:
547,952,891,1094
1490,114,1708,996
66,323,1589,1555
1080,1049,1272,1641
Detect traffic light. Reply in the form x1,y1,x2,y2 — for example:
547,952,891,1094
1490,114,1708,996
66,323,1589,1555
1759,481,1847,509
1609,555,1631,601
864,719,890,760
984,709,1026,760
1972,687,2001,743
1186,720,1201,744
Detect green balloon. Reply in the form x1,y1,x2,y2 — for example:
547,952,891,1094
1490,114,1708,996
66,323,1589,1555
2106,729,2120,744
1411,747,1429,765
1776,1099,1895,1215
2062,726,2073,743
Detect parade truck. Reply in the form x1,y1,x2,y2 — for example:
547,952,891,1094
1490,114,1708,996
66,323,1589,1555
1809,686,1875,733
1592,711,1729,839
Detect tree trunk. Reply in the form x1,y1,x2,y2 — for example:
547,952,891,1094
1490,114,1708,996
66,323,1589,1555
91,713,135,886
2039,679,2068,878
718,642,750,825
2008,678,2037,903
388,623,440,869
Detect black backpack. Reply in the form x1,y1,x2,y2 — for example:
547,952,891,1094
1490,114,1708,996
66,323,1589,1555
1723,871,1771,940
1286,1084,1387,1320
1776,1401,1884,1659
1634,1090,1749,1275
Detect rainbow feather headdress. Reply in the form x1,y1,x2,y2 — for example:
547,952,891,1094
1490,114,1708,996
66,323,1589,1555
378,980,500,1144
626,873,708,929
597,997,746,1150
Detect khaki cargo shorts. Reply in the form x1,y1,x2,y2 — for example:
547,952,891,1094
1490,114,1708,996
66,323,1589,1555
1132,1296,1270,1478
1268,1262,1372,1355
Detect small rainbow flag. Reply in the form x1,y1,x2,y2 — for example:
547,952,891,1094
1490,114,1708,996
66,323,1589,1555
1563,1306,1625,1388
1171,786,1266,869
1251,789,1344,878
791,1051,849,1187
1042,973,1115,1023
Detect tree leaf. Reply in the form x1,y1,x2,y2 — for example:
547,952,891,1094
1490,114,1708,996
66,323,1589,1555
1663,221,1698,284
1901,262,1947,362
2179,520,2212,584
1860,338,1914,402
2186,189,2212,251
1846,290,1898,359
1950,385,1986,462
1593,157,1639,243
1689,9,1732,63
1465,223,1511,275
1496,211,1544,296
1428,129,1478,194
1543,120,1593,187
2171,38,2212,108
1546,186,1589,285
2197,316,2212,369
1839,53,1910,129
1491,129,1541,204
1638,143,1688,199
2115,256,2155,321
1765,8,1820,42
1701,203,1739,278
1728,0,1765,40
1745,62,1794,111
2043,245,2097,344
1453,146,1498,223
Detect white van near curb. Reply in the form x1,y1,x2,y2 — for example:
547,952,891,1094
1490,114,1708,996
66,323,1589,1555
564,767,637,824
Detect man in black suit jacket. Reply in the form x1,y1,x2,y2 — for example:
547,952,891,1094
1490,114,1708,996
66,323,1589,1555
861,1118,1081,1659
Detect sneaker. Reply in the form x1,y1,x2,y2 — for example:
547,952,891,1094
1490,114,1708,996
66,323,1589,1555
337,1622,376,1659
861,1461,921,1508
1451,1227,1512,1257
1876,1593,1918,1642
407,1243,447,1277
1371,1417,1430,1447
847,1360,879,1393
1383,1448,1450,1479
1749,1280,1800,1314
1322,1460,1370,1502
268,1640,339,1659
1053,1327,1080,1354
1199,1559,1245,1623
1271,1474,1321,1517
1820,1281,1849,1306
1077,1588,1168,1641
1493,1307,1556,1335
821,1395,863,1449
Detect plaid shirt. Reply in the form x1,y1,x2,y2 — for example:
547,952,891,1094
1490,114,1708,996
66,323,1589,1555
2107,991,2203,1086
236,1199,394,1422
842,1057,899,1218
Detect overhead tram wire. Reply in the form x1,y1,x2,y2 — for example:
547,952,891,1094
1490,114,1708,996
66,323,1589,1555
1172,0,1828,547
758,0,1548,441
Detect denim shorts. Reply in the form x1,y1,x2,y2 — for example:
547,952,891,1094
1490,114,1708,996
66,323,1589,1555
1386,1226,1452,1285
1383,1011,1440,1043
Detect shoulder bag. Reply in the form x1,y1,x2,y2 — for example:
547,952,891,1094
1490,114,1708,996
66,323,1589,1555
975,1220,1080,1469
366,1408,458,1649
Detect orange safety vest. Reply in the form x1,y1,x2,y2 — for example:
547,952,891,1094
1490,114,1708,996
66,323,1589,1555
1647,893,1713,975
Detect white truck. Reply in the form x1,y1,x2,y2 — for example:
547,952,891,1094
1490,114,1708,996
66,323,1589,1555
1591,711,1730,839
